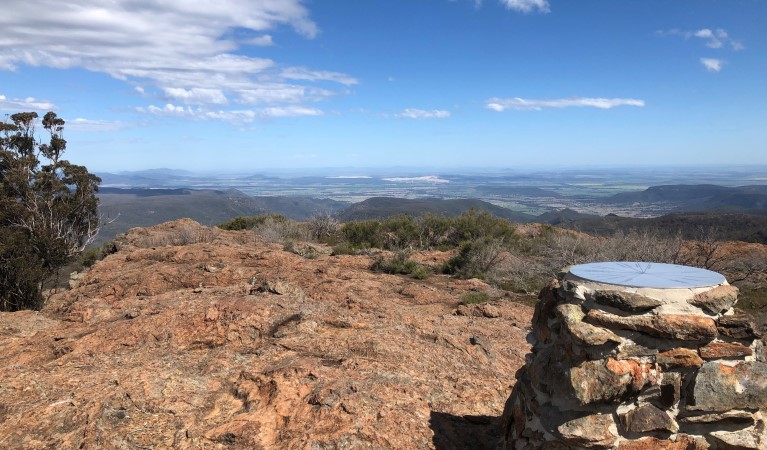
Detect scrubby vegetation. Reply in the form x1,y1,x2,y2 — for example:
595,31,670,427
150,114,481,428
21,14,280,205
212,208,767,318
218,214,289,231
460,291,490,305
216,211,765,302
341,210,516,250
370,250,430,280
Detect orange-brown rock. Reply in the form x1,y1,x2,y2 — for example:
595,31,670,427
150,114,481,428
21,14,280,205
556,413,617,449
592,290,663,313
657,348,704,369
617,435,709,449
568,358,655,405
688,284,739,315
699,341,753,360
0,220,535,449
586,309,718,341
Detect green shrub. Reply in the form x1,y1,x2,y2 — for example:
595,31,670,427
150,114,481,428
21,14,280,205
443,238,507,280
331,242,363,256
341,220,383,249
448,209,516,245
410,265,431,280
340,210,517,252
460,291,490,305
218,214,288,231
78,246,103,268
370,251,430,279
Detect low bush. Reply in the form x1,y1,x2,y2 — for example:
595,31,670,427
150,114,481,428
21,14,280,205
283,241,320,259
77,246,104,269
341,209,517,251
253,217,308,244
460,291,490,305
307,213,341,242
218,214,289,231
341,220,384,249
370,250,430,279
443,238,507,280
331,242,364,256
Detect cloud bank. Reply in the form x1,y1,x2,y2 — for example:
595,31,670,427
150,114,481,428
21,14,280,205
0,1,354,123
395,109,451,119
472,0,550,13
500,0,550,14
486,97,645,111
0,94,55,112
659,28,744,51
138,103,324,123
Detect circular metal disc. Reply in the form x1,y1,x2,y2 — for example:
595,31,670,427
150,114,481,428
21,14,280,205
569,262,726,289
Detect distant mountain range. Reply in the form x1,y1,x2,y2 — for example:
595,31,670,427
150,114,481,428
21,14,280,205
561,212,767,244
97,188,347,244
606,184,767,214
96,183,767,246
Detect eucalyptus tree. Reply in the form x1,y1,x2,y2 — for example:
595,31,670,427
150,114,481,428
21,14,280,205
0,112,101,311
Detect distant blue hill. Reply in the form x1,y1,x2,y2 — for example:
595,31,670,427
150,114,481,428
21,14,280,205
608,184,767,213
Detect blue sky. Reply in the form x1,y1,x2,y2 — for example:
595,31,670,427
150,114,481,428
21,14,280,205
0,0,765,172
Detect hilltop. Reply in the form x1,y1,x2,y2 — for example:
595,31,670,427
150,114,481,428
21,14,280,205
0,219,533,449
2,214,766,448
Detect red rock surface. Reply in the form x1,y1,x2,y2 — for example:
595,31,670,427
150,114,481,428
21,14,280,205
0,220,534,449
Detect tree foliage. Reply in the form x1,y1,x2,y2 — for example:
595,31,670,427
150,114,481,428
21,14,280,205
0,112,101,311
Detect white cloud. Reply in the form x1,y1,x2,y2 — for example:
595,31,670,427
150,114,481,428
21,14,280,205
139,103,323,123
260,106,324,118
700,58,725,72
486,97,645,111
246,35,274,47
660,28,744,51
68,118,127,132
395,108,451,119
0,1,353,123
0,94,55,111
281,67,359,86
500,0,550,13
163,88,228,105
143,104,193,117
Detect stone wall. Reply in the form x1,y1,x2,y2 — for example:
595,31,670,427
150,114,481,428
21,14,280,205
499,269,767,449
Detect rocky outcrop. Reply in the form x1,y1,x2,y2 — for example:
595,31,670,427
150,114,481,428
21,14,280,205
500,270,767,450
0,220,534,449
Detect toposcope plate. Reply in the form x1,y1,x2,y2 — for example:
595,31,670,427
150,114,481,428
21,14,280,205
569,262,726,289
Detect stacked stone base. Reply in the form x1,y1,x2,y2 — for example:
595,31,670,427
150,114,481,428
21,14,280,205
499,272,767,449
